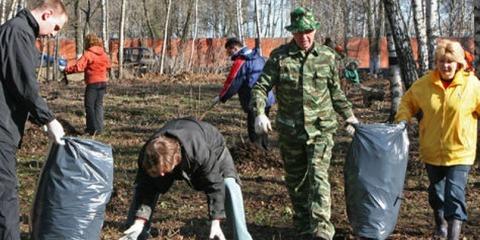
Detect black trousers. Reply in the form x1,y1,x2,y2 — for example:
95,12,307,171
246,107,270,150
85,83,106,134
0,143,20,240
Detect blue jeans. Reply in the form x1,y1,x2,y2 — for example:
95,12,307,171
224,177,253,240
425,164,471,221
125,178,252,240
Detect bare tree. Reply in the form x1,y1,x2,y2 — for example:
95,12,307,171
74,0,83,58
236,0,243,41
7,0,17,20
475,0,480,74
426,0,439,69
160,0,172,74
0,0,6,24
142,0,156,39
386,20,404,122
101,0,108,51
412,0,428,75
254,0,261,55
383,0,418,89
188,0,198,71
118,0,127,79
366,0,383,77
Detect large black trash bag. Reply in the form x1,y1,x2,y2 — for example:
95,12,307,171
344,123,409,239
31,137,114,240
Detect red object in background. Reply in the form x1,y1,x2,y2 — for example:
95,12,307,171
464,50,475,72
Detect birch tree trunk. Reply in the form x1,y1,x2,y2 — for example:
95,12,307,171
386,20,404,122
75,0,83,58
82,0,91,36
412,0,428,75
254,0,262,55
366,0,377,75
383,0,418,89
142,0,155,39
118,0,127,79
159,0,172,74
342,0,350,56
372,0,384,76
236,0,243,42
101,0,108,51
8,0,18,20
474,0,480,74
16,0,23,14
46,39,51,82
0,0,6,24
53,35,59,82
188,0,198,71
426,0,439,69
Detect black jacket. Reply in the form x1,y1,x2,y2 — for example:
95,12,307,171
0,10,54,147
133,118,239,220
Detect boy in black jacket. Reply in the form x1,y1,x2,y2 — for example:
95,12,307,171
121,118,252,240
0,1,67,238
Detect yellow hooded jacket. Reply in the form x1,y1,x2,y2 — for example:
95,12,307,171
395,70,480,166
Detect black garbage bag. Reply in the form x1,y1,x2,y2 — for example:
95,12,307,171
31,137,114,240
344,123,409,239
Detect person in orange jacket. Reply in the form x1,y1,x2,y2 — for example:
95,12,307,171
64,33,111,135
395,39,480,240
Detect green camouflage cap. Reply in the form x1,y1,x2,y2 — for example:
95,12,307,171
285,7,320,33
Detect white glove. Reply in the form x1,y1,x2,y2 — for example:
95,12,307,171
345,115,359,136
46,119,65,145
254,114,272,134
58,65,66,72
209,219,226,240
398,120,408,128
212,96,220,105
119,219,145,240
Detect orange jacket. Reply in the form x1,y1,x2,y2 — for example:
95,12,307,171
65,46,111,85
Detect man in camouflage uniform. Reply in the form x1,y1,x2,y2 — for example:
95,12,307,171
250,7,359,240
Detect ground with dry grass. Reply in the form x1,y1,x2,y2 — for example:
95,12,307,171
16,72,480,239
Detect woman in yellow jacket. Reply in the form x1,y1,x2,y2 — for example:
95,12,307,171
395,39,480,240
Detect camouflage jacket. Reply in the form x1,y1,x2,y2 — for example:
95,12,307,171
251,41,353,141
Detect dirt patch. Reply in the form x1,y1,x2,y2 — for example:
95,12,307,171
14,73,480,240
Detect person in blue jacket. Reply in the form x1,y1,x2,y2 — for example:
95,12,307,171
212,38,275,150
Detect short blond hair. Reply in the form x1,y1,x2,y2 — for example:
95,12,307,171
143,135,181,173
435,39,466,68
31,0,67,16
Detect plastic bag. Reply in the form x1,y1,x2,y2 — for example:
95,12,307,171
31,137,114,240
344,123,409,239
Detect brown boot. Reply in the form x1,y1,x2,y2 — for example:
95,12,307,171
433,210,447,238
447,219,462,240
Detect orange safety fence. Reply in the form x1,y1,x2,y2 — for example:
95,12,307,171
36,37,475,70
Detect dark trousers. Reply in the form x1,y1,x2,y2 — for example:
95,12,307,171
85,83,106,134
246,107,270,150
0,143,20,240
425,164,471,221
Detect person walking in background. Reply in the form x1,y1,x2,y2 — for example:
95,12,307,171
121,118,252,240
250,7,358,240
0,0,67,238
395,39,480,240
64,33,111,135
212,37,275,150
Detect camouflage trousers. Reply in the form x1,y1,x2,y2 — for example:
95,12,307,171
279,134,335,240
